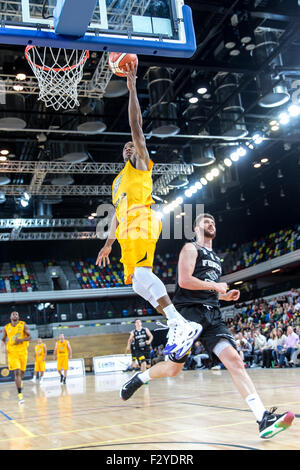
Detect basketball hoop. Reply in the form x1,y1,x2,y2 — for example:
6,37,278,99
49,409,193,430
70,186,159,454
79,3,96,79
25,46,89,111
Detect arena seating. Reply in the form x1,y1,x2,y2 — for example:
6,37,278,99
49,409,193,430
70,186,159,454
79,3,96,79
220,223,300,274
153,252,177,284
1,223,298,294
0,262,38,293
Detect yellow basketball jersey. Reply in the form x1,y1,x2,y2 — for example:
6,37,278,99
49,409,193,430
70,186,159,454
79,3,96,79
4,321,28,354
57,340,68,356
35,344,46,359
112,159,155,223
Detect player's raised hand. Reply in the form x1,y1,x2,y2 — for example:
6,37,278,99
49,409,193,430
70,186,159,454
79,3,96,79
96,245,112,268
125,62,137,91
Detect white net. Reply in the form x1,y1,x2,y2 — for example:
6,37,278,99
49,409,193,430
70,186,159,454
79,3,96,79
25,46,89,111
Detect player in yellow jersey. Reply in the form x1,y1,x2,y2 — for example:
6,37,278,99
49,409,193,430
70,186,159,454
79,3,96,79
53,333,72,385
1,311,31,404
32,338,47,384
96,62,202,362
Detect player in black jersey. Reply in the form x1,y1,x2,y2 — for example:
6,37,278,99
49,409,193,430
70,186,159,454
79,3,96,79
125,319,153,373
121,213,294,439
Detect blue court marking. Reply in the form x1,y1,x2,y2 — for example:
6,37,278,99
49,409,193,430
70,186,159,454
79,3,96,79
0,410,13,421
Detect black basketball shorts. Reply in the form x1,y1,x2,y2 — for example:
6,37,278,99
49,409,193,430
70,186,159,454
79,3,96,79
135,348,150,365
169,304,237,364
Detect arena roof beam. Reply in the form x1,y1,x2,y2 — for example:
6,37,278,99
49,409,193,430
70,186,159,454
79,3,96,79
0,218,98,229
0,161,193,175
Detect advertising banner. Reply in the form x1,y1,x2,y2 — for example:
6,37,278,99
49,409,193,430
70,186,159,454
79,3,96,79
93,354,132,374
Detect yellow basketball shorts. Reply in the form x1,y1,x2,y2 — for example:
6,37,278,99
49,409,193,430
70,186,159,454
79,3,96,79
116,209,162,285
8,351,28,372
35,359,46,372
57,356,69,371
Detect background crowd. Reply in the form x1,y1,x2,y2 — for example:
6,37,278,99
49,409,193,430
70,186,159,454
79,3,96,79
183,288,300,371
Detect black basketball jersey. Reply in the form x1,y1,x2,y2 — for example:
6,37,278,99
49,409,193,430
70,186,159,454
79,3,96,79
173,242,222,308
133,327,148,350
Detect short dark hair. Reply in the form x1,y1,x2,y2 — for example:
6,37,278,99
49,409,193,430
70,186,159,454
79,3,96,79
193,213,215,230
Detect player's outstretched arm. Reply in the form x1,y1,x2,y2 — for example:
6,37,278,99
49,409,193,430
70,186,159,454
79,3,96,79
126,63,149,167
96,213,119,268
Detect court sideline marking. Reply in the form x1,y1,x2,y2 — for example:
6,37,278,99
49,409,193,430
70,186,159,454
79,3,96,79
49,418,263,450
0,410,35,438
0,407,236,443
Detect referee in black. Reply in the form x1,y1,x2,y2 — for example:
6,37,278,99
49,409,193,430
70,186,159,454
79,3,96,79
121,213,295,439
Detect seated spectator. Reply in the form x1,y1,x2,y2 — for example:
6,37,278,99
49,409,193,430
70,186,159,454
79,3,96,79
261,332,275,368
294,298,300,313
277,326,299,368
252,328,267,367
151,345,165,365
184,341,209,370
273,327,287,365
235,332,253,365
288,288,300,304
241,337,253,366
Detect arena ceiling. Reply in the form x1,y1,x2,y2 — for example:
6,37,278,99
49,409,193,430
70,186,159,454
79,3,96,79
0,0,299,248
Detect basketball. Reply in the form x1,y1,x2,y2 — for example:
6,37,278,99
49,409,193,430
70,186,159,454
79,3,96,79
108,52,138,77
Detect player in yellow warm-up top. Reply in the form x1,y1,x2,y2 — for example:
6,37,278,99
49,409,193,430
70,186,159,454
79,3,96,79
96,62,202,363
1,311,32,404
53,333,72,385
32,338,47,384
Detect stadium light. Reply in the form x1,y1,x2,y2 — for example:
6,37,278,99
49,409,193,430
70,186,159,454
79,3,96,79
278,112,290,125
224,158,232,167
230,151,239,162
288,104,300,117
252,132,264,144
185,189,193,198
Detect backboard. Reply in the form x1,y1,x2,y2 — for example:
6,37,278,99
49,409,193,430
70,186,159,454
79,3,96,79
0,0,196,57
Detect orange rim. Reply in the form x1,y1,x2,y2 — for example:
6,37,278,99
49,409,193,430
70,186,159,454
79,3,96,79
25,45,89,72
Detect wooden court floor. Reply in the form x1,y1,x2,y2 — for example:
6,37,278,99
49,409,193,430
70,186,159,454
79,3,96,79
0,368,299,450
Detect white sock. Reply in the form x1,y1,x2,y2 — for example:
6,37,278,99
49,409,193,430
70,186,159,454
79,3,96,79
163,304,185,322
138,370,151,383
245,393,266,422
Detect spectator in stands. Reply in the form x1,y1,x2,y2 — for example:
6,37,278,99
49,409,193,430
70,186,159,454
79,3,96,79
294,298,300,313
273,327,287,366
288,288,300,304
261,332,275,368
241,336,253,366
277,326,299,368
252,328,267,367
185,341,209,370
151,345,165,365
235,332,244,359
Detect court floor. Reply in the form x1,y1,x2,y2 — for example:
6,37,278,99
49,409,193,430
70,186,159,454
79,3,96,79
0,368,299,450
